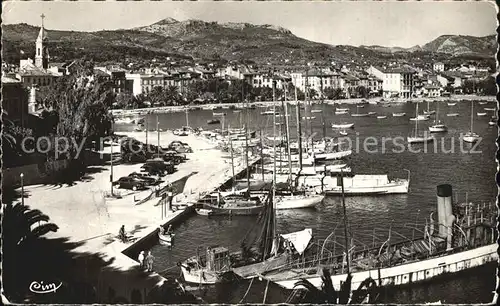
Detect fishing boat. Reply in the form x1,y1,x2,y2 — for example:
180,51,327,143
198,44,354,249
158,227,175,247
262,183,497,291
377,115,387,119
207,119,221,125
392,112,406,117
275,194,324,210
408,103,434,143
261,110,278,115
324,174,409,195
429,103,448,133
447,102,457,106
409,114,430,121
447,113,459,117
339,130,348,136
195,208,214,216
462,102,480,143
314,150,352,161
477,112,487,117
199,194,265,216
332,123,355,129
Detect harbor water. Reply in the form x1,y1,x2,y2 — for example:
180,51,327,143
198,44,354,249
115,100,497,303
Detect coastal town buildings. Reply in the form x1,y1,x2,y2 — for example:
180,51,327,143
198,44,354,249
366,65,416,99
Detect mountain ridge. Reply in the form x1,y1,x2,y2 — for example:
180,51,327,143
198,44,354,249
2,20,495,66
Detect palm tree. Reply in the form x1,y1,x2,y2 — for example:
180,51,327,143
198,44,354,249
292,268,380,304
2,202,59,301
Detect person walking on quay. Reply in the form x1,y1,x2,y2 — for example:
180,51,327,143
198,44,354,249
118,225,127,243
138,251,145,269
145,251,155,272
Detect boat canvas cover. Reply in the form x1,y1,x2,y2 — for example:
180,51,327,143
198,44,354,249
280,228,313,255
344,175,389,187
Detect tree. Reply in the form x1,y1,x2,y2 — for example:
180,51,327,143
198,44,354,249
479,76,497,96
356,86,368,99
2,202,59,301
292,268,379,304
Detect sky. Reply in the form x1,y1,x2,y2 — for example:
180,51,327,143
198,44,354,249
2,1,497,48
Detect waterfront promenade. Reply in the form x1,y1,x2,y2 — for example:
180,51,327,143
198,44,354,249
19,130,257,275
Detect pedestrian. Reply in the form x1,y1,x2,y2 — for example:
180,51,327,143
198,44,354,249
119,225,127,243
138,251,145,269
145,251,155,272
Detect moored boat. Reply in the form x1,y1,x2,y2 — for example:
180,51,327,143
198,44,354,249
335,110,349,115
377,115,387,119
275,194,324,209
262,184,497,291
207,119,221,125
332,123,355,129
195,208,214,216
447,113,459,117
392,112,406,117
324,174,409,195
477,112,487,117
447,102,457,106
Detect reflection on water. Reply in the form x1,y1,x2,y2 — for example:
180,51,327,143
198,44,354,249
138,101,496,303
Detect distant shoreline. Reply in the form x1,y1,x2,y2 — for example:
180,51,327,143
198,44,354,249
110,95,496,117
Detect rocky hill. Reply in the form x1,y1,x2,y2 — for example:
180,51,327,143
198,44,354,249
361,35,496,56
2,19,496,67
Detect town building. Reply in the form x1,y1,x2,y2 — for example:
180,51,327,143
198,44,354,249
366,65,416,99
433,62,445,72
1,75,29,126
291,68,342,97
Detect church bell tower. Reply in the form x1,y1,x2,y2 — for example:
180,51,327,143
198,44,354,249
35,14,49,69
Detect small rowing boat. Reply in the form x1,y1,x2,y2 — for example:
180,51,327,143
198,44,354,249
477,112,487,117
332,122,355,129
393,112,406,117
447,113,459,117
377,115,387,119
195,208,214,216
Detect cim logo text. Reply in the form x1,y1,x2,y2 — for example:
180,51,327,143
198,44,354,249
29,281,62,294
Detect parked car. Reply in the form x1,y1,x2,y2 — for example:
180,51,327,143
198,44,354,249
128,172,158,185
143,158,175,174
113,177,147,191
140,165,165,176
161,151,184,165
168,141,193,153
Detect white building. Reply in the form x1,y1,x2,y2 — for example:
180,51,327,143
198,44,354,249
433,62,445,72
366,66,416,99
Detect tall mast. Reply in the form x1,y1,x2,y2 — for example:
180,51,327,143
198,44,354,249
415,103,419,138
110,119,114,196
230,129,235,186
272,80,277,236
284,84,293,186
470,101,474,133
260,130,264,182
185,109,189,127
245,100,250,195
295,83,303,171
320,69,326,141
340,169,350,274
157,114,160,155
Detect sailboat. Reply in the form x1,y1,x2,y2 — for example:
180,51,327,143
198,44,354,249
351,105,370,117
428,102,447,133
488,107,497,126
477,112,487,117
423,100,436,115
462,102,480,143
408,103,434,143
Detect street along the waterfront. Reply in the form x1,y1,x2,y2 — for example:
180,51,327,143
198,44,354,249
115,100,497,303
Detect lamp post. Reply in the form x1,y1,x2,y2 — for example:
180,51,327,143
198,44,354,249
20,173,24,206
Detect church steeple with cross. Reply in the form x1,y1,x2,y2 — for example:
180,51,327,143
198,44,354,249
35,13,49,69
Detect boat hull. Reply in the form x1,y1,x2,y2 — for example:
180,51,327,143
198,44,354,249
269,243,497,290
202,204,265,216
275,195,324,209
324,182,409,195
158,233,175,246
314,150,352,161
332,123,355,129
407,136,434,143
181,265,221,284
429,126,448,133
